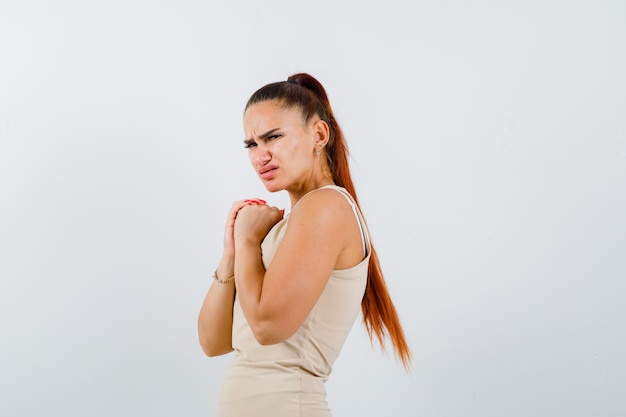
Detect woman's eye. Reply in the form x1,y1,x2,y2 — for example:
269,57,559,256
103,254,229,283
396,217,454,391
268,134,281,140
244,142,257,149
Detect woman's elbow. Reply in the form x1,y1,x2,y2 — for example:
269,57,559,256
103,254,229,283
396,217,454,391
254,333,281,346
199,337,233,357
250,321,294,346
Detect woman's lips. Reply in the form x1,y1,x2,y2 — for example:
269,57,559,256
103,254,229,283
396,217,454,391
258,165,278,180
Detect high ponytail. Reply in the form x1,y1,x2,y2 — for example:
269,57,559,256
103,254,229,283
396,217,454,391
245,73,412,369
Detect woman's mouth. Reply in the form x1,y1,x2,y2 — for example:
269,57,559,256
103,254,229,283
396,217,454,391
258,165,278,180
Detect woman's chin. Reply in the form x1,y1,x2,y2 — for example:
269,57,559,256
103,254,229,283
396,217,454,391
262,182,283,193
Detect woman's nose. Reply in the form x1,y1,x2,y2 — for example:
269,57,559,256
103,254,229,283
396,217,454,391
255,147,271,165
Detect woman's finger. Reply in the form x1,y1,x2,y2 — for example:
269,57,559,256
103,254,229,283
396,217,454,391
243,198,267,205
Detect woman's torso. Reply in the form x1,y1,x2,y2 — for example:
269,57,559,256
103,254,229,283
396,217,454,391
217,186,371,417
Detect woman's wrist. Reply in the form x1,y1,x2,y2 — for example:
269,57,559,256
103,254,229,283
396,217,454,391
212,268,235,284
213,255,235,282
235,238,261,253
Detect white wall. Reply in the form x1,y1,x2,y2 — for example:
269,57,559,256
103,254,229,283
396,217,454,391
1,1,625,416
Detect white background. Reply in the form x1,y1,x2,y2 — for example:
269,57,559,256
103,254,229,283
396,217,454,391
1,1,625,416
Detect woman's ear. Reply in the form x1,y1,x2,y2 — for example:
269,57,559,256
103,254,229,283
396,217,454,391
312,119,330,148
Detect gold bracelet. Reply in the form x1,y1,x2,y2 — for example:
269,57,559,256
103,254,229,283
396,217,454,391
212,269,235,284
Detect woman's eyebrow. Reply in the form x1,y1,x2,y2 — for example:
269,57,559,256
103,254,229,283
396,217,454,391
244,128,281,145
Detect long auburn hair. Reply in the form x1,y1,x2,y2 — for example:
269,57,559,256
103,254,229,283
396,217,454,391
245,73,412,369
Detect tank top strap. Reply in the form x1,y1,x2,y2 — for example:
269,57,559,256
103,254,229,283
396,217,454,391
312,185,371,258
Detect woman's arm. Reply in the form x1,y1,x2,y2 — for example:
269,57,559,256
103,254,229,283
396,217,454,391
197,256,235,356
234,189,364,345
197,199,266,356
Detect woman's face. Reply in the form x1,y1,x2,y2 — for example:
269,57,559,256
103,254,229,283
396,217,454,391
243,100,322,193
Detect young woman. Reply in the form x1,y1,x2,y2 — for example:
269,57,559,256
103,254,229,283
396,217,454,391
198,73,411,417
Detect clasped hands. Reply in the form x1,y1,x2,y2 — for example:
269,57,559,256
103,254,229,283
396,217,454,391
233,198,284,246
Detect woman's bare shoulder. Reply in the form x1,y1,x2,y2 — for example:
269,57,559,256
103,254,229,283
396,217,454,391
290,187,354,222
285,187,360,253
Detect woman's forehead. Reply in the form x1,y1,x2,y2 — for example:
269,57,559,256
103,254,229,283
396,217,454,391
244,101,305,130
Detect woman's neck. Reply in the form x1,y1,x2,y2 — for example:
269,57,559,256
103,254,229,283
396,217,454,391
287,177,335,208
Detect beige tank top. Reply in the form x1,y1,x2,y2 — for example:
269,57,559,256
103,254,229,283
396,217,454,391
216,185,371,417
